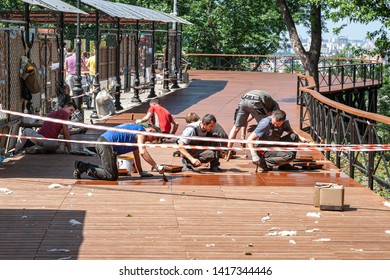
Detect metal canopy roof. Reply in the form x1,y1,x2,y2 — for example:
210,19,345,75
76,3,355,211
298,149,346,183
6,0,191,25
22,0,88,14
115,3,191,24
81,0,191,24
80,0,143,20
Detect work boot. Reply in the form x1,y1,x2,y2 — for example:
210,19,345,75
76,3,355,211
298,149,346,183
278,164,299,171
209,166,224,173
259,158,272,171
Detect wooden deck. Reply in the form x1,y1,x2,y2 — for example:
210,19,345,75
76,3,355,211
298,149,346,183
1,70,390,260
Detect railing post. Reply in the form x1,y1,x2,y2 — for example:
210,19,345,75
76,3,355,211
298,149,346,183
325,108,331,160
336,110,341,168
349,118,355,180
273,57,277,73
290,57,294,73
296,76,300,105
299,91,304,131
328,66,332,93
367,124,375,190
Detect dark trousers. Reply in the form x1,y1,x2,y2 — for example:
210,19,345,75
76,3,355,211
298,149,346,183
263,133,299,168
84,136,118,181
187,149,220,168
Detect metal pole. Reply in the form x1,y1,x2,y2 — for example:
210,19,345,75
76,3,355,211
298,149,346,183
24,3,32,112
114,18,123,111
162,24,170,92
90,10,100,119
73,0,84,122
131,20,141,103
147,22,157,99
58,12,65,86
171,0,180,88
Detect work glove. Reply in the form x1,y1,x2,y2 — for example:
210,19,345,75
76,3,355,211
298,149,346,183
140,171,154,177
156,165,165,174
252,154,261,165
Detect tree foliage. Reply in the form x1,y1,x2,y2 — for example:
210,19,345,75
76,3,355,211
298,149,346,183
326,0,390,59
178,0,285,55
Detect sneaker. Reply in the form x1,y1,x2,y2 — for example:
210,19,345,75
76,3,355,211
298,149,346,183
278,164,299,171
25,146,44,154
209,166,224,173
259,158,272,171
173,151,181,157
73,160,83,179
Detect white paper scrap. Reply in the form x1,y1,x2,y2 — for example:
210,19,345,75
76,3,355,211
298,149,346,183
306,212,322,218
350,248,364,252
261,215,270,222
48,183,63,189
313,238,331,242
289,240,297,244
68,219,82,226
385,230,390,235
160,198,166,203
47,249,70,252
266,230,297,236
383,201,390,208
305,228,320,233
0,188,13,195
268,227,280,231
205,244,216,247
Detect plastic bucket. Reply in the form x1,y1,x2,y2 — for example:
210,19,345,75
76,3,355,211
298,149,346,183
117,155,134,174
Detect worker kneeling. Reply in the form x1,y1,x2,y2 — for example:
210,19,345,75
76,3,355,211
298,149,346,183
247,109,309,171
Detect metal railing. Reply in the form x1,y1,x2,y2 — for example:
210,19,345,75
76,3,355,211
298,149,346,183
181,53,375,74
298,68,389,190
318,63,383,93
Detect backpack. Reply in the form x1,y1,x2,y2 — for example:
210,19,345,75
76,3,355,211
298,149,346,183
20,55,42,94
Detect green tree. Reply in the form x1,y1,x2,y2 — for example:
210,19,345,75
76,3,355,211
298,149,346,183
275,0,389,87
179,0,285,55
327,0,390,59
276,0,323,88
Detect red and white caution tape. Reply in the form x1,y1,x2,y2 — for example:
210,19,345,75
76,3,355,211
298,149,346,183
1,108,389,152
2,133,389,152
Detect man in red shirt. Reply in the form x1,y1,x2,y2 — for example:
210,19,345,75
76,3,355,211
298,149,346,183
15,102,85,153
136,98,178,135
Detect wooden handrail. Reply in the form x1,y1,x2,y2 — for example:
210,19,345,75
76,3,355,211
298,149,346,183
297,73,390,125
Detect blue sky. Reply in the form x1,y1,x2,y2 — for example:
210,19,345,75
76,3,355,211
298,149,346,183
298,20,385,41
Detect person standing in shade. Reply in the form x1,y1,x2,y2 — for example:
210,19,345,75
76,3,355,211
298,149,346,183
64,49,77,96
73,123,164,181
86,49,96,85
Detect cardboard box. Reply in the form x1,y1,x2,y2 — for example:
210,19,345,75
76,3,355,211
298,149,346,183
313,182,333,207
319,185,344,211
